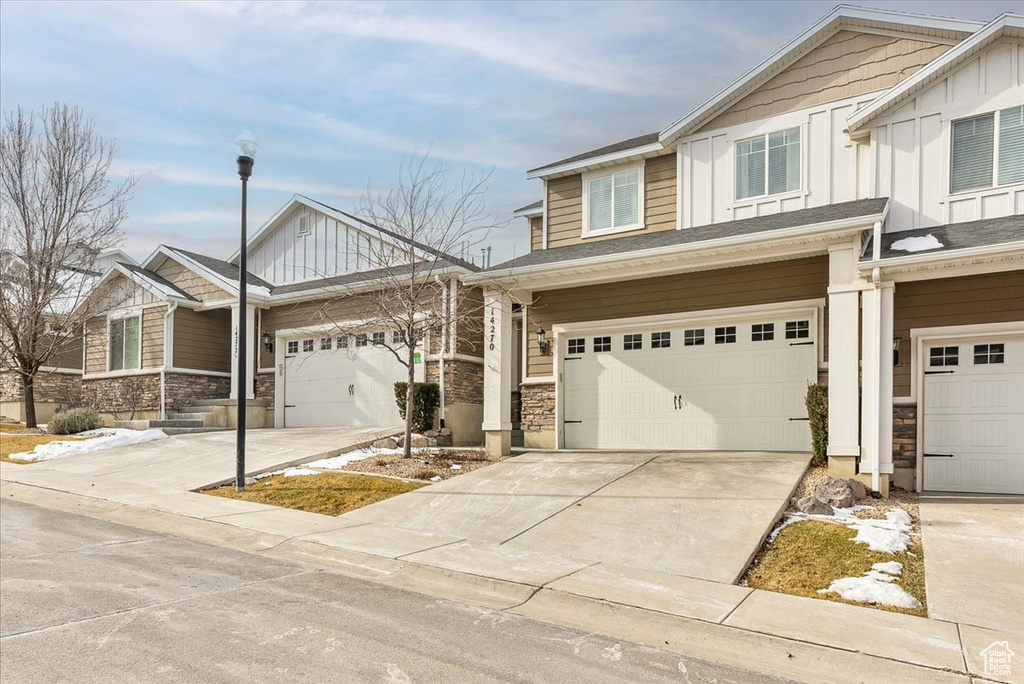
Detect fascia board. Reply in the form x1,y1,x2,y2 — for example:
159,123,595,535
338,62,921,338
859,240,1024,270
266,265,469,306
525,142,665,180
163,247,269,304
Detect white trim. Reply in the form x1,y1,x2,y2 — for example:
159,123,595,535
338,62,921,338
910,320,1024,491
732,126,804,203
105,311,144,373
581,161,646,238
512,203,543,219
34,367,82,375
166,367,232,378
83,368,161,381
520,375,556,385
541,190,548,249
527,142,663,180
860,241,1024,271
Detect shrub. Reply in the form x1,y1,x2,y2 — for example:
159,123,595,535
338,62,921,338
805,383,828,466
394,382,441,433
49,407,102,435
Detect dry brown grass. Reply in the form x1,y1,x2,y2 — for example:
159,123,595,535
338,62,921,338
0,434,84,463
204,472,425,516
744,519,927,617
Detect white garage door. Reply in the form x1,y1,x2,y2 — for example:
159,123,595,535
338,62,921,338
562,312,818,451
283,333,423,428
923,335,1024,494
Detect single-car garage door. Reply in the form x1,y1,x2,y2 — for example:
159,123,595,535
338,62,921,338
923,335,1024,494
283,333,423,428
562,311,817,451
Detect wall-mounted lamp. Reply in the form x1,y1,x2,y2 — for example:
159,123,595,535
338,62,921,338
893,336,901,366
536,327,549,356
261,331,274,354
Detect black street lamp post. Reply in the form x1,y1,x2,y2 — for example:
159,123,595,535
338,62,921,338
235,129,257,492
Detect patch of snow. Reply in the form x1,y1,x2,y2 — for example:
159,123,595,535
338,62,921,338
890,234,943,253
819,560,920,609
789,506,912,553
282,468,320,477
450,464,462,470
429,476,442,482
12,428,168,462
768,515,802,542
305,451,376,469
872,561,903,576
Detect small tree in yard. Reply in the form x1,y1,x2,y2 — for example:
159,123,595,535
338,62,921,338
0,103,135,427
312,153,498,458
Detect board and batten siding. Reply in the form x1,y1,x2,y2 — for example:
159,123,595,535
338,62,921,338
893,270,1024,397
173,307,231,373
155,259,231,303
870,39,1024,232
699,31,951,132
544,153,677,249
525,256,829,377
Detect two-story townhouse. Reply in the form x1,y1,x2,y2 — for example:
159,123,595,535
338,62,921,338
467,6,1024,496
75,195,487,445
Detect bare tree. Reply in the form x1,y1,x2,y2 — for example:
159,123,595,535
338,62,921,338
310,153,497,457
0,103,135,427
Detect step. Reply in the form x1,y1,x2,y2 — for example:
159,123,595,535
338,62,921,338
147,419,205,429
113,420,153,431
161,427,232,436
188,398,272,408
175,406,219,415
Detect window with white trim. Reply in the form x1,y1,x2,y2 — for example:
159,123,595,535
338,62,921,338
302,339,314,352
320,337,332,351
751,323,774,342
973,343,1004,365
651,331,671,348
287,340,299,354
108,315,141,371
623,333,642,351
355,334,368,348
593,336,611,352
785,320,810,340
583,164,642,236
930,346,958,367
714,326,736,344
684,329,704,346
372,331,385,346
950,106,1024,193
568,338,585,355
735,127,800,200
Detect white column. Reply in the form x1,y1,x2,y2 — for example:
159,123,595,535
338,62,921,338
860,285,879,474
878,282,895,478
826,243,862,466
861,281,895,487
482,288,512,456
230,304,256,400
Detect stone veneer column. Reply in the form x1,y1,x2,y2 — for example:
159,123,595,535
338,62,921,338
482,288,512,457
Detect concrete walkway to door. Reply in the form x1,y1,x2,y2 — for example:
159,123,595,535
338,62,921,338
340,450,810,584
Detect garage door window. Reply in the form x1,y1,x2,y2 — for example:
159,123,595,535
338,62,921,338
355,334,368,347
372,331,386,346
593,336,611,352
715,326,737,344
302,339,314,352
568,338,585,354
287,340,299,354
930,346,959,367
320,337,332,350
752,323,774,341
624,333,642,350
684,329,705,346
651,331,671,348
785,320,809,339
338,335,348,349
973,343,1004,364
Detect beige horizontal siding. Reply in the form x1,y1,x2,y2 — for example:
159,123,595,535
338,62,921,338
544,153,679,250
700,31,951,132
530,216,543,251
173,307,231,373
155,258,232,303
526,256,828,377
84,317,107,374
260,296,384,368
893,272,1024,397
141,307,165,369
456,285,484,358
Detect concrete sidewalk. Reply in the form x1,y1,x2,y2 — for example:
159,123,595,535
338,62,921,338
2,460,1020,684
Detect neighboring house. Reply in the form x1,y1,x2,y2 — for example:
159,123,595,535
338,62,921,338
468,6,1024,495
75,195,486,445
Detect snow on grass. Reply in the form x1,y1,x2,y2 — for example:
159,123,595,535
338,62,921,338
304,450,379,470
282,468,320,477
819,560,920,609
787,506,912,553
11,428,168,462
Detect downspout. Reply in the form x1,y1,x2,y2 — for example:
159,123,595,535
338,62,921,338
870,266,882,496
160,302,178,421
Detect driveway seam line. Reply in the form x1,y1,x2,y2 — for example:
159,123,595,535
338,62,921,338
537,561,601,589
497,452,664,546
393,537,467,560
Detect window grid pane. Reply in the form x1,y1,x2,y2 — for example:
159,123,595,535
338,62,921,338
338,336,348,349
951,113,995,192
736,137,766,199
287,340,299,354
752,323,775,342
684,329,705,346
767,127,801,195
624,333,642,351
714,326,736,344
593,336,611,352
355,334,367,347
302,339,314,352
785,320,810,339
320,337,332,350
372,331,385,345
568,338,585,355
651,331,671,349
973,343,1004,365
998,105,1024,185
930,346,959,367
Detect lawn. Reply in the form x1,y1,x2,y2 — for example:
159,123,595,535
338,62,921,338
0,433,84,464
744,519,927,617
205,472,425,516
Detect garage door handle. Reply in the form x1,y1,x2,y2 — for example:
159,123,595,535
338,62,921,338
924,453,955,458
788,417,810,421
564,420,583,424
925,370,955,375
789,341,814,346
285,404,296,408
563,356,582,361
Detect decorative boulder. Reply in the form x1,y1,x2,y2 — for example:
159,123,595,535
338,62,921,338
848,478,868,501
424,430,439,438
427,437,439,447
814,477,856,509
408,434,429,448
793,496,834,516
435,434,453,448
439,427,452,437
371,437,399,450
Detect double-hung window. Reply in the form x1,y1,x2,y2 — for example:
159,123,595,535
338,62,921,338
108,315,141,371
950,106,1024,193
735,127,801,200
583,164,643,236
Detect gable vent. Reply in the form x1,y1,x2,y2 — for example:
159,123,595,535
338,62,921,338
297,215,311,236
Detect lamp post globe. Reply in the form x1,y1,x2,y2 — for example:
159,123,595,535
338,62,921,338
234,129,256,492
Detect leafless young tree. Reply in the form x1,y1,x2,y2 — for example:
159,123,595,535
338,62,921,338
311,153,498,457
0,103,135,427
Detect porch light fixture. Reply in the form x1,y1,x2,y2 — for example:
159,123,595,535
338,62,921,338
234,128,257,493
893,336,902,366
536,327,549,356
261,330,274,354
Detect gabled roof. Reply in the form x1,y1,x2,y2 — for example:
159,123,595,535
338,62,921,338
862,215,1024,261
512,200,543,218
847,13,1024,135
117,262,198,301
167,247,274,291
141,245,272,300
270,259,470,301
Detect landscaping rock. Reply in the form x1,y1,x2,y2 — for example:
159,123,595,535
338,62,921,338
439,427,452,437
814,477,856,509
424,430,439,438
408,434,429,448
371,437,399,450
427,437,439,447
793,496,834,516
435,434,452,448
848,478,868,500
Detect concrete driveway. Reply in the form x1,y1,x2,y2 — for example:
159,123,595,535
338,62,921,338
342,450,810,584
18,426,396,491
919,493,1024,635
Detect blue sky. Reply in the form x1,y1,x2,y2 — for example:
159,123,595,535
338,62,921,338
1,1,1017,264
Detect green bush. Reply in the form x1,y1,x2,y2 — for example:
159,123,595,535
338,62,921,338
394,382,441,433
49,407,102,435
805,383,828,466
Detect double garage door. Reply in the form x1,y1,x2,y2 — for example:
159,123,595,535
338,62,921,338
562,311,818,451
922,334,1024,494
282,333,422,428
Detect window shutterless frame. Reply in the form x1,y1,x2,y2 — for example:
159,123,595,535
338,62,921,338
107,314,142,371
581,161,645,238
949,105,1024,194
734,126,802,201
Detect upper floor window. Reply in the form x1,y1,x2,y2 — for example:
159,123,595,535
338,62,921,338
950,106,1024,193
583,164,643,237
735,127,801,200
108,315,141,371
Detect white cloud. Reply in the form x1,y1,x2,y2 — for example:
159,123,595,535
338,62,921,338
111,161,363,198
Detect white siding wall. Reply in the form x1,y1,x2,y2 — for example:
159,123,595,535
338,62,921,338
870,39,1024,231
676,91,876,228
247,207,398,285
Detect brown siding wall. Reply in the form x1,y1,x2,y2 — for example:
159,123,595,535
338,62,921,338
141,306,165,368
530,216,543,251
526,256,829,377
893,271,1024,397
544,153,678,250
155,258,232,302
699,31,951,132
173,307,231,373
456,285,484,358
84,317,107,374
259,297,381,368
